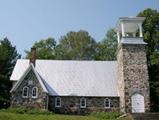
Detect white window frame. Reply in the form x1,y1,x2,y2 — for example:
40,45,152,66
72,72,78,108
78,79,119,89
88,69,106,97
55,97,61,107
104,98,111,109
22,86,29,98
80,98,86,108
32,87,38,98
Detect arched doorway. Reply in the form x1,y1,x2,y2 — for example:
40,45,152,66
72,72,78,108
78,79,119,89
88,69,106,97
131,93,145,113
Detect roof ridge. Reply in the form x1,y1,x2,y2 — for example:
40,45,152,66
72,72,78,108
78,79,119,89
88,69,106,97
18,59,117,62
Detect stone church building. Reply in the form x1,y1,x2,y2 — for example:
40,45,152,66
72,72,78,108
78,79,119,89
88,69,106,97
10,17,150,114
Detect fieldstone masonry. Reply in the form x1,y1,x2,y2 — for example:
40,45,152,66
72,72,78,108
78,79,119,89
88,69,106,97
49,96,119,114
11,69,120,114
117,43,150,113
11,69,48,109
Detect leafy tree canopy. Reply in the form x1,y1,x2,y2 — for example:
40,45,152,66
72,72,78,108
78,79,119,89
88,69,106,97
25,38,56,59
25,30,117,61
55,30,97,60
138,8,159,65
96,29,117,60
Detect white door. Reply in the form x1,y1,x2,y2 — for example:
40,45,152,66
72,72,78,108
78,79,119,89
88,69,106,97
131,93,145,113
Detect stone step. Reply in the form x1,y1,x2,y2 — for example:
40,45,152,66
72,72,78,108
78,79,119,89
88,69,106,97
132,113,159,120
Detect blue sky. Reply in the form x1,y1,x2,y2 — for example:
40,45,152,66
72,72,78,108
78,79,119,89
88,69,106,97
0,0,159,57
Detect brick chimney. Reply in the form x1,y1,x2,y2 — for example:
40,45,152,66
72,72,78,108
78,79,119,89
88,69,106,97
29,48,36,67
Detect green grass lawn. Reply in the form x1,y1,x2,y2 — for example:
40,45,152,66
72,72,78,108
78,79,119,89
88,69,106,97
0,111,133,120
0,107,133,120
0,111,98,120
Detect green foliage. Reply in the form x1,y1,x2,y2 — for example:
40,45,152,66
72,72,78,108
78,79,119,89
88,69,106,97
0,111,131,120
0,75,11,103
0,111,99,120
138,8,159,65
56,30,97,60
0,38,20,108
0,107,52,115
138,8,159,111
0,38,21,76
148,64,159,111
96,29,117,60
25,37,56,59
25,30,117,61
90,111,121,120
25,31,98,60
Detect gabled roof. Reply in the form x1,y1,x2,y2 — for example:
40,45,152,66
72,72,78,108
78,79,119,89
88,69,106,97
10,63,48,93
10,59,118,97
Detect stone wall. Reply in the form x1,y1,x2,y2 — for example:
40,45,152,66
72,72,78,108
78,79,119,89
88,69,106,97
117,44,125,112
11,69,48,109
49,96,119,114
117,43,150,113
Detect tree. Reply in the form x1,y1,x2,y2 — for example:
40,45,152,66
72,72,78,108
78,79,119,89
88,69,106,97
0,37,21,108
96,29,117,60
25,38,56,59
138,8,159,65
138,8,159,111
55,30,97,60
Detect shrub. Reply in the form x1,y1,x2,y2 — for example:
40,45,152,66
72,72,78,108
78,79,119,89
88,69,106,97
90,111,121,120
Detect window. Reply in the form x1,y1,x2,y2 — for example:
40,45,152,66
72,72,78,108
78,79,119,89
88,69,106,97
32,87,38,98
104,98,111,108
22,86,28,98
80,98,86,108
55,97,61,107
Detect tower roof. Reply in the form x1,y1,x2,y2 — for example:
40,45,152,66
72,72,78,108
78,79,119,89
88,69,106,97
116,17,145,33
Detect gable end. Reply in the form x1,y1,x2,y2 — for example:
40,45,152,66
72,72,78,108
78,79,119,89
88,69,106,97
10,64,48,93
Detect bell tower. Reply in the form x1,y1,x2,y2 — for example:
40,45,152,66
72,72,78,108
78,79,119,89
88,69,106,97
116,17,150,113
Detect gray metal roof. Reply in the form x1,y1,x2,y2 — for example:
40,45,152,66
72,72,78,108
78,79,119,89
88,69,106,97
10,59,118,97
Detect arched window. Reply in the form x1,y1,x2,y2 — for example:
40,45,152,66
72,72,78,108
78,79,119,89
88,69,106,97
22,86,29,98
32,87,38,98
55,97,61,107
104,98,111,108
80,98,86,108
